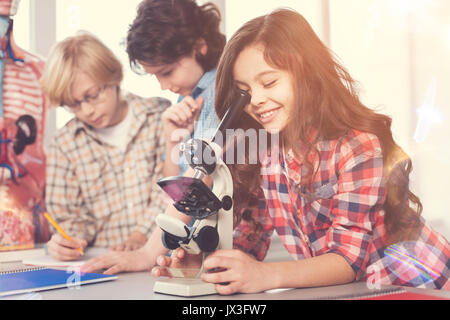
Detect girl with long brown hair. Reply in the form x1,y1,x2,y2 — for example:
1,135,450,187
194,8,449,294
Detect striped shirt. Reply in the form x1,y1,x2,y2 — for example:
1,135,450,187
233,129,450,289
45,92,171,247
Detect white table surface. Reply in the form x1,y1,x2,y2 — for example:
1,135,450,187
2,236,449,300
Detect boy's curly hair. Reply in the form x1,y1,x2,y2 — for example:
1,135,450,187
126,0,225,73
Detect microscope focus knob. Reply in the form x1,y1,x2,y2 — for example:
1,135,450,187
221,196,232,211
194,226,219,253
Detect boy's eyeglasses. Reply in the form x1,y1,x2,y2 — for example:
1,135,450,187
66,84,111,111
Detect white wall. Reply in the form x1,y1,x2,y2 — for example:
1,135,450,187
11,0,30,49
225,0,326,41
329,0,412,149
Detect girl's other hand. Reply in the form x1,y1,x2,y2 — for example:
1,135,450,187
151,248,203,278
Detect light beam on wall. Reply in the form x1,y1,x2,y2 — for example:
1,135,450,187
414,78,442,143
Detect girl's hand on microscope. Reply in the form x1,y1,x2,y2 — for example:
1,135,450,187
200,249,272,295
151,248,203,278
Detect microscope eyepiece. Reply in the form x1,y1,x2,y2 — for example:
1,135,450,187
211,89,251,144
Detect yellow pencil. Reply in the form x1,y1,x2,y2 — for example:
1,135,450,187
44,212,84,255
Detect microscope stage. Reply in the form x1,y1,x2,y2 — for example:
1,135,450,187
153,278,217,297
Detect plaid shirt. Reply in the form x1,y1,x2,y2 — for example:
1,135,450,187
45,92,170,247
234,129,450,289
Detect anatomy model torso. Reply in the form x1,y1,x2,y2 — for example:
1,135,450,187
0,16,49,251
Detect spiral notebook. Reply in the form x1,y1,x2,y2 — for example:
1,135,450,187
0,264,117,297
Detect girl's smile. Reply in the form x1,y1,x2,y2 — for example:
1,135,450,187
255,106,283,124
233,44,295,133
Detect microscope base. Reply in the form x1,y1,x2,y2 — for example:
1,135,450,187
153,278,216,297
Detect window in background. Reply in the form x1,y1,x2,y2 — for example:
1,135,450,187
54,0,178,129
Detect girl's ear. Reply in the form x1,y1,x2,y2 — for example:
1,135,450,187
195,38,208,56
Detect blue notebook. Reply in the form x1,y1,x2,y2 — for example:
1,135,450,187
0,268,117,297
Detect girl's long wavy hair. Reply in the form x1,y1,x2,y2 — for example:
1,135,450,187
215,9,422,246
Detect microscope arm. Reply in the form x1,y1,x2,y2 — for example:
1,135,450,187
155,90,250,254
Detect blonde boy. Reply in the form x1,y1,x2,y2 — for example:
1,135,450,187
40,32,170,260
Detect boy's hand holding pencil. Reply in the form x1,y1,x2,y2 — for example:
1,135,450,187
45,213,88,261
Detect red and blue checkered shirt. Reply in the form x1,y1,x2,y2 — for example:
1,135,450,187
233,129,450,290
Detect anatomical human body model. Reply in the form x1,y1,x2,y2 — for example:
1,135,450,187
0,0,49,251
